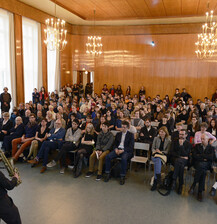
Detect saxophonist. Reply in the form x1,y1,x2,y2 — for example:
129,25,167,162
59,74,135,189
0,169,21,224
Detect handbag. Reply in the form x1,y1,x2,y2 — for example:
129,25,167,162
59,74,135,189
153,152,167,164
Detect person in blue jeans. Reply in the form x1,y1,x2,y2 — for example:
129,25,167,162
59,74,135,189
104,120,134,185
28,119,65,173
151,126,171,191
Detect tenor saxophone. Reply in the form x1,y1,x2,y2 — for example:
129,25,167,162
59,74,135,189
0,149,21,186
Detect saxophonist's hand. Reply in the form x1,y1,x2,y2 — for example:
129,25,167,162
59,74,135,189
13,172,19,180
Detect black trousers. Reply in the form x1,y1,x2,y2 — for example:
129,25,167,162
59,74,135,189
193,162,210,192
0,195,21,224
171,157,188,185
54,142,77,168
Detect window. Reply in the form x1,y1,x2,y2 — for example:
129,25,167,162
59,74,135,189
47,49,56,93
22,17,39,102
0,9,11,95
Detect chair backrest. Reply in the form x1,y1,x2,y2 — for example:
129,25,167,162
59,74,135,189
151,121,159,128
111,130,119,137
134,142,150,151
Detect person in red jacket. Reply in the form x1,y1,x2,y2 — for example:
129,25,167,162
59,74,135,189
39,86,48,106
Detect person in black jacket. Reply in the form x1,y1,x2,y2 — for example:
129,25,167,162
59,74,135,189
0,112,13,142
104,120,134,185
0,87,11,113
188,133,215,202
139,118,157,144
3,116,25,157
169,129,192,194
0,171,21,224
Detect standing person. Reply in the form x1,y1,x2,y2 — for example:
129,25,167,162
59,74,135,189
0,87,12,113
0,170,21,224
39,87,48,106
32,88,40,104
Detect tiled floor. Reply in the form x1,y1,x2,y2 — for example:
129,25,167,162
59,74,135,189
1,163,217,224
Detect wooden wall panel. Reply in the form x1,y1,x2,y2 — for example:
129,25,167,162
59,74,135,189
41,24,47,91
14,14,24,105
61,33,217,102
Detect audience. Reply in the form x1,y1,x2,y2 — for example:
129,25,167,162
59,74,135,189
0,84,217,201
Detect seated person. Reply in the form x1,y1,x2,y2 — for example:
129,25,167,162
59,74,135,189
171,122,183,141
194,122,216,145
2,116,24,157
187,116,200,142
131,110,144,131
158,115,171,134
104,121,134,185
169,129,192,194
11,114,38,163
22,109,31,125
0,112,13,142
139,118,157,144
165,110,175,133
207,118,217,138
46,119,81,174
28,119,66,173
80,115,92,134
151,126,171,191
85,121,114,181
188,134,215,202
27,118,49,160
94,116,107,135
106,109,115,130
115,110,125,131
73,123,96,178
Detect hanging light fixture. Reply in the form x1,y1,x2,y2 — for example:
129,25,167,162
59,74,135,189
195,10,217,59
86,10,102,56
44,0,67,51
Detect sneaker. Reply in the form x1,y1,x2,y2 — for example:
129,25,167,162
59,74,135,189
96,175,102,181
68,165,74,170
85,171,93,178
60,168,65,174
47,160,57,168
209,187,216,197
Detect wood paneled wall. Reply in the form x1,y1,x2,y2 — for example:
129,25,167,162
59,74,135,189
1,0,217,104
60,33,217,102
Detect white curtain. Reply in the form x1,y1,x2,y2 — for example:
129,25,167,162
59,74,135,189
0,9,13,110
8,11,16,109
22,17,39,102
47,48,56,94
37,23,43,90
55,50,60,91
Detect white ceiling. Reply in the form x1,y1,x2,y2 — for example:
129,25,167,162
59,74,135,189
19,0,209,26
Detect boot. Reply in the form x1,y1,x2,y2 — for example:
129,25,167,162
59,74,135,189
197,192,203,202
156,174,162,186
171,179,176,190
151,179,157,191
74,158,82,178
177,185,183,195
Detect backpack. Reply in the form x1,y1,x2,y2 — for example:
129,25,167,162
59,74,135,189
110,160,121,178
157,171,174,196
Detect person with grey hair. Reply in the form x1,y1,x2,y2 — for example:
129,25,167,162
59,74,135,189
189,133,215,202
2,116,25,157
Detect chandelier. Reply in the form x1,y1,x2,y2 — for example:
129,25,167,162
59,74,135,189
195,10,217,59
44,1,67,51
86,10,102,55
